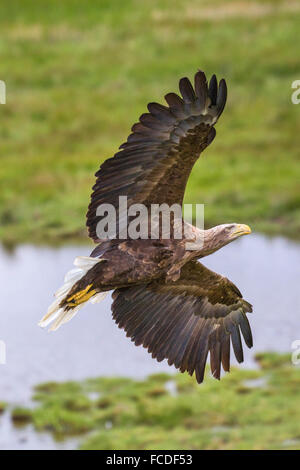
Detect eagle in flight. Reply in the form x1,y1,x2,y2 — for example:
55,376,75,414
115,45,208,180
40,69,253,383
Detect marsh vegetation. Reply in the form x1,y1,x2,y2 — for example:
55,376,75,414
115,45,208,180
5,353,300,450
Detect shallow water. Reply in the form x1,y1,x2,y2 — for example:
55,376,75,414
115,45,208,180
0,409,77,450
0,234,299,448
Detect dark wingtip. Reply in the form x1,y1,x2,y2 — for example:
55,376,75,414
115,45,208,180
166,69,227,119
164,92,184,108
239,313,253,349
179,77,196,102
216,78,227,115
194,70,208,107
208,74,218,105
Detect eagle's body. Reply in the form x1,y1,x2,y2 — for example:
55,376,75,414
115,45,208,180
40,70,253,383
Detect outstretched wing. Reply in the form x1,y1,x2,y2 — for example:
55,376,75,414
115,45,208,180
87,70,227,242
112,261,253,384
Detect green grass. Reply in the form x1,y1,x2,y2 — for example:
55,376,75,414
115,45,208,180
0,0,300,244
7,353,300,450
11,406,33,425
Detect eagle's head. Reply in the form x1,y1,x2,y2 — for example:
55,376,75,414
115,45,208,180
201,223,252,256
220,223,252,240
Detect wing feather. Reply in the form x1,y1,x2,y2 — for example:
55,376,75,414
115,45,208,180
179,77,196,102
87,70,227,242
112,261,253,384
208,74,218,105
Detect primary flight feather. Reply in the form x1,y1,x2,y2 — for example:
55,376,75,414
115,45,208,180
40,69,253,383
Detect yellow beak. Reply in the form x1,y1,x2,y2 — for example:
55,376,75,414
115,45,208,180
231,224,252,237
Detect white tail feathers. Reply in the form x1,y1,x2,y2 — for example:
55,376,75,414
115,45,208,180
39,256,107,332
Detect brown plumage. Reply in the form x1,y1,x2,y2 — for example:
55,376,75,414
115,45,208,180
40,69,253,383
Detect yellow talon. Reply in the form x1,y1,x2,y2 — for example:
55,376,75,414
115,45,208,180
67,284,97,306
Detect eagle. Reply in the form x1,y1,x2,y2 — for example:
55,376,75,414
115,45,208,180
39,69,253,383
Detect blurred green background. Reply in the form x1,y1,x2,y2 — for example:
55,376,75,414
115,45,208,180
0,0,299,245
0,0,299,451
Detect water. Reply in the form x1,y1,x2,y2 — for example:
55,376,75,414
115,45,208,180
0,234,299,448
0,409,77,450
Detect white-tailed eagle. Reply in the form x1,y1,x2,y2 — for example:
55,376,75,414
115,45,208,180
40,70,253,383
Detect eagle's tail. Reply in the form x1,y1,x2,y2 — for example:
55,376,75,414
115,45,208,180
39,256,107,331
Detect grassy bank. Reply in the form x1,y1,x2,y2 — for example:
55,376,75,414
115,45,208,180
7,353,300,450
0,0,300,244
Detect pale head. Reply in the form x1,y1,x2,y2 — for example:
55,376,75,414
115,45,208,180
202,223,252,257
